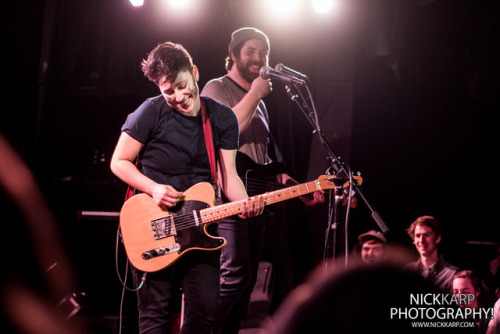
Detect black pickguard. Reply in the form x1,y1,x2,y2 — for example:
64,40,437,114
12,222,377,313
169,199,224,252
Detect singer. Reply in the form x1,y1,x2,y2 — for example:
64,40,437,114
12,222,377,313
201,27,324,334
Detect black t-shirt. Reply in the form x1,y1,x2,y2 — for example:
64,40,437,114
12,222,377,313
122,96,239,191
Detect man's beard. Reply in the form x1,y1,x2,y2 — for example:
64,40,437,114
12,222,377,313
235,59,261,84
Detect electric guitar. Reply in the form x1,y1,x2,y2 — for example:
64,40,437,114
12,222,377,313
235,151,357,207
119,175,361,272
235,151,286,196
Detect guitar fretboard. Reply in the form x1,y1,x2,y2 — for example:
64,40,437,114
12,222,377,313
200,179,322,223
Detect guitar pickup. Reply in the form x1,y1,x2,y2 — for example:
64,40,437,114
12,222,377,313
151,216,176,240
142,243,181,260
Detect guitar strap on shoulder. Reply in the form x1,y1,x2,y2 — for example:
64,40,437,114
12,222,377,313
200,98,220,195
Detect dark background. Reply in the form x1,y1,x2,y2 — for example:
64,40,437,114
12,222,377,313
5,0,500,327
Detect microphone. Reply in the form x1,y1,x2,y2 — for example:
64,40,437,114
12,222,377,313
275,63,309,81
275,63,312,87
259,66,306,86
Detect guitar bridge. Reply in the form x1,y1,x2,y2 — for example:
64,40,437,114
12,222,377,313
151,216,176,240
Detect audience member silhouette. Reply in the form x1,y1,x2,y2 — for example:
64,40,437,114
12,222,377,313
0,135,87,333
261,254,462,334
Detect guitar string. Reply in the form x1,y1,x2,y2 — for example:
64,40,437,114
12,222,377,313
157,195,276,231
158,182,319,232
162,201,244,230
144,179,280,232
170,178,323,230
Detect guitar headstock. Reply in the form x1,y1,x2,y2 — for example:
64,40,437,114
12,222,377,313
317,174,363,190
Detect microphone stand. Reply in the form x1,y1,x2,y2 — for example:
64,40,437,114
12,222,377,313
283,81,389,268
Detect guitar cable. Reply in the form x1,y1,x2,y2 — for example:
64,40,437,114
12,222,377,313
115,226,147,291
115,226,147,334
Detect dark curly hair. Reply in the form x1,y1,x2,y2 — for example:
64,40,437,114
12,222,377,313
141,42,193,85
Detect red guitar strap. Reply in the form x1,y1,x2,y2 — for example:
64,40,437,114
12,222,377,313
200,98,218,186
124,185,134,202
124,158,140,203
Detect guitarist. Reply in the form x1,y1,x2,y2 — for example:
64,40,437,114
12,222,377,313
110,42,264,334
201,27,325,334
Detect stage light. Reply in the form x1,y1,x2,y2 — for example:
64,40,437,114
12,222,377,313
128,0,144,7
163,0,193,9
264,0,301,16
155,0,205,21
311,0,336,14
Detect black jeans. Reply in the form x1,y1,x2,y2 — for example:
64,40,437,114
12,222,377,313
215,214,267,334
132,249,220,334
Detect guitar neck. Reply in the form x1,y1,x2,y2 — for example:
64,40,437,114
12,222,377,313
199,179,322,224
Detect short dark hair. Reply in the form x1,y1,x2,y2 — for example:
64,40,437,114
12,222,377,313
141,42,193,85
406,215,443,240
453,270,481,292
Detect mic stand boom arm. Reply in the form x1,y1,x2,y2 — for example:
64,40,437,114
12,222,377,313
283,82,389,262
